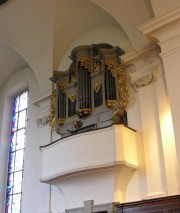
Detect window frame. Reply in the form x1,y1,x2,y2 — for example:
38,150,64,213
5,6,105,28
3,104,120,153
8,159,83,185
5,90,29,213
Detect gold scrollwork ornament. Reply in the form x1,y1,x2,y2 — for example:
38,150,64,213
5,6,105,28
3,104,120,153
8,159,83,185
68,93,76,103
106,61,115,77
106,100,117,108
49,89,56,131
71,74,76,83
94,82,102,93
117,64,129,110
58,83,66,93
57,118,66,126
94,61,101,71
80,57,90,69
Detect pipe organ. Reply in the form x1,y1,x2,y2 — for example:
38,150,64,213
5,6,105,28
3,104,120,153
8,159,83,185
50,43,129,137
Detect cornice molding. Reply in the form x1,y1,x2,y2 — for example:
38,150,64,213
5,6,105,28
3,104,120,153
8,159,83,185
160,46,180,58
40,160,138,183
138,7,180,36
31,89,52,127
120,42,158,64
31,89,51,106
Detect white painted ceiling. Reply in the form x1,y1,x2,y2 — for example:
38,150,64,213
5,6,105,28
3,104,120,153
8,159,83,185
0,0,179,90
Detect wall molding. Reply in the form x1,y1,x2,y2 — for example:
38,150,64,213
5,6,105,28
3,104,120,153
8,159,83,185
31,89,52,127
138,7,180,36
120,42,157,64
31,89,51,106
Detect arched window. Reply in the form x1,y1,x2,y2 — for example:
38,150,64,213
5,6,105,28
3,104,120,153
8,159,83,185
5,91,28,213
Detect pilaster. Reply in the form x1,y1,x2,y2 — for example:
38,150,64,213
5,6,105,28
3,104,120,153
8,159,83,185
121,44,169,198
138,7,180,189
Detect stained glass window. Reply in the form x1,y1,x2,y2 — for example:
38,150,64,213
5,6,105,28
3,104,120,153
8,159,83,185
5,91,28,213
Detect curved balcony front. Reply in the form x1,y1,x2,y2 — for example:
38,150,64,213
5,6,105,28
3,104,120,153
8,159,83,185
40,125,139,208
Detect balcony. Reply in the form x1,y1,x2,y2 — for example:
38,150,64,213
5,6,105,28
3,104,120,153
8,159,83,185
40,125,138,209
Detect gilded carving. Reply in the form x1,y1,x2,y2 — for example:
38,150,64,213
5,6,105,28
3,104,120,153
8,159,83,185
49,89,56,131
74,120,83,129
94,61,101,71
117,63,129,110
130,66,159,90
68,93,76,103
57,118,66,126
58,83,66,93
94,82,102,93
80,57,90,69
106,61,115,77
71,74,76,83
106,100,116,108
77,108,92,118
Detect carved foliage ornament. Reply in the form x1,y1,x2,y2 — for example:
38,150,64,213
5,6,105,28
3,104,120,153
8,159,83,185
71,74,76,83
130,66,159,90
49,89,56,131
94,61,101,71
68,93,76,103
106,61,115,77
117,63,129,110
94,82,102,93
106,100,117,108
80,57,90,69
58,83,66,93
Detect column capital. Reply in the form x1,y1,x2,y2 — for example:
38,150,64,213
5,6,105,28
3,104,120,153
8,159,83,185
129,65,159,90
120,43,160,90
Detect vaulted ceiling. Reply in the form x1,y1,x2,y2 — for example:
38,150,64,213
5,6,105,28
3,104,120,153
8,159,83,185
0,0,179,91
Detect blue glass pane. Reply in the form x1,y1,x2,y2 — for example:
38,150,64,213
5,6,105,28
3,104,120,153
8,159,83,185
8,152,15,173
6,91,28,213
6,173,13,195
12,113,18,132
16,129,25,150
13,96,19,114
18,110,26,129
14,150,24,172
19,91,28,111
12,194,21,213
10,132,16,152
5,195,12,213
13,171,22,194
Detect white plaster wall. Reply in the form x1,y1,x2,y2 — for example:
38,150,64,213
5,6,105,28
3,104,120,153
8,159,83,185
54,169,115,210
58,24,132,71
0,67,54,213
150,0,180,17
0,0,53,92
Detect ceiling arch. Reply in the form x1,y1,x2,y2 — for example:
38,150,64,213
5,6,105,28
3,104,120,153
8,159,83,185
90,0,154,48
53,0,130,70
58,23,132,71
0,0,155,91
0,40,27,89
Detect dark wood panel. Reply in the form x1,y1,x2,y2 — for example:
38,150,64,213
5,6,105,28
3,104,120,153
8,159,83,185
116,195,180,213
